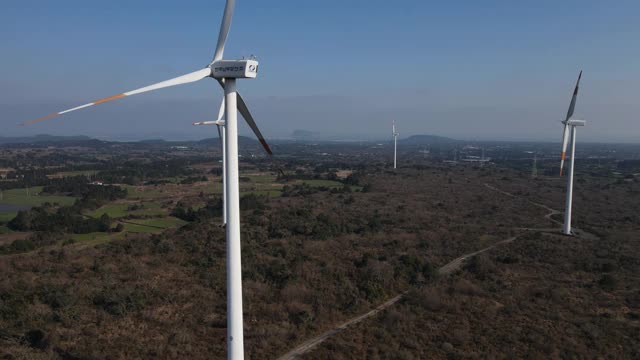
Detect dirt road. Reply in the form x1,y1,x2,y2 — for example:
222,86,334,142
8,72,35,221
276,233,521,360
276,182,586,359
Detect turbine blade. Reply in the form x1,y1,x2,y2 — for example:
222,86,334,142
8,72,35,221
565,70,582,122
237,93,273,155
20,68,212,126
217,97,226,121
217,123,223,142
559,123,570,176
211,0,236,63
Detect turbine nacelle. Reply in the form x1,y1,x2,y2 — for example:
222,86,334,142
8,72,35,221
566,119,586,127
210,59,259,79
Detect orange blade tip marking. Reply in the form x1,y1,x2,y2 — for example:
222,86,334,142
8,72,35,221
20,112,59,126
93,93,126,105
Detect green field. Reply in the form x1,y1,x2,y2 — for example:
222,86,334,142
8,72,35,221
124,186,167,200
129,202,167,217
89,201,168,219
0,212,16,223
0,225,12,234
121,217,187,233
89,204,130,218
246,174,277,183
70,232,127,248
0,187,76,206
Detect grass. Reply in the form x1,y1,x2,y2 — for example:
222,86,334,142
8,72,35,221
202,183,224,194
70,232,127,248
121,217,187,233
0,187,76,207
0,212,16,223
0,225,12,234
129,202,167,217
89,204,130,218
124,185,167,200
88,201,167,219
246,174,277,183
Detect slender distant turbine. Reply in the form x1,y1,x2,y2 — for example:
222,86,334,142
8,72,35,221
392,120,399,169
558,71,586,236
194,98,228,226
20,1,272,358
559,71,582,176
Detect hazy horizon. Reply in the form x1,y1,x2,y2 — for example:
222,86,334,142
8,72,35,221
2,0,639,143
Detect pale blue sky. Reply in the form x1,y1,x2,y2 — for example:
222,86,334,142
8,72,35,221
1,0,639,142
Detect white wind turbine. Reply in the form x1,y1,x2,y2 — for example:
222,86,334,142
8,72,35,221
194,98,228,226
558,71,586,236
20,1,271,358
392,120,399,169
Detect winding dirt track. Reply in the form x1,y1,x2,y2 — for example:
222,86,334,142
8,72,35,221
276,183,569,360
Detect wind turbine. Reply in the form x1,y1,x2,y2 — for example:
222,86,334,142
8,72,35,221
194,98,228,227
559,71,582,176
392,120,399,169
19,1,272,358
558,71,586,236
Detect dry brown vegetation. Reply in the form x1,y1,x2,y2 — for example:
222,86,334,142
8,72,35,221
1,163,638,359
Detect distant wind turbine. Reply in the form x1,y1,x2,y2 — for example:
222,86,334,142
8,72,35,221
194,98,227,227
392,120,399,169
20,1,271,358
559,71,582,176
558,71,586,236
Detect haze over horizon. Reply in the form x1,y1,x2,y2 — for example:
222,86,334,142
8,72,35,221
2,0,639,143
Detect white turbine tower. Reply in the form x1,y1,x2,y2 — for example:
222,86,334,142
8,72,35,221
20,1,271,358
392,120,399,169
194,99,228,226
558,71,586,236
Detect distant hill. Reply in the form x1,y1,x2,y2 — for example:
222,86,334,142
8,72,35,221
0,134,261,147
292,130,316,141
400,134,458,145
0,134,93,145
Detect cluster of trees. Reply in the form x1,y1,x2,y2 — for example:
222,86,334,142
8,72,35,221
96,159,199,185
171,194,267,223
265,206,386,240
8,206,112,233
179,175,208,185
6,184,127,234
171,199,223,222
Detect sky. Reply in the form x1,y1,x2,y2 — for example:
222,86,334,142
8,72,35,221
1,0,639,142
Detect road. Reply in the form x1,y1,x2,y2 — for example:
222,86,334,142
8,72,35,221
276,233,521,360
276,293,407,360
276,182,592,359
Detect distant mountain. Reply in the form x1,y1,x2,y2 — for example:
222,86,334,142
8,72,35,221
0,134,93,145
292,130,315,141
400,134,458,145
